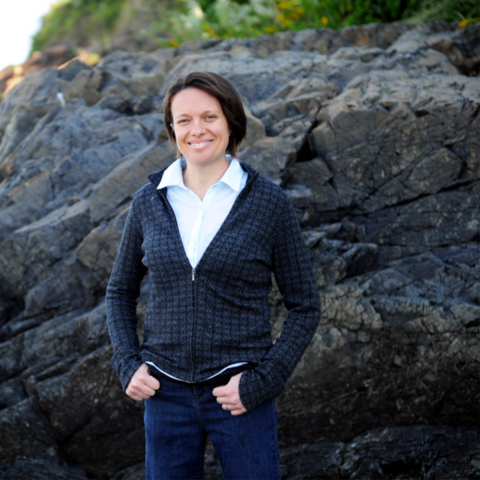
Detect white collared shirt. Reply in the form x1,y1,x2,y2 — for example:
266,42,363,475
157,155,248,268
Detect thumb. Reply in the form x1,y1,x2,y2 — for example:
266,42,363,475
212,384,227,397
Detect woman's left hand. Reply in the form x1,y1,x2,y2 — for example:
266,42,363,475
212,372,248,416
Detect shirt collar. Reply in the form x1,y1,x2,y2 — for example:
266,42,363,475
157,157,185,190
218,156,244,192
157,155,244,192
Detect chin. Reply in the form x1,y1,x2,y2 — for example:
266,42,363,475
185,152,227,166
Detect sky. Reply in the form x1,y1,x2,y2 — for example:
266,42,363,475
0,0,59,71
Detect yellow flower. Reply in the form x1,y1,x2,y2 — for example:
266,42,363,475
276,14,292,26
169,39,180,47
321,16,329,26
291,12,300,21
264,26,277,33
458,18,469,28
295,6,304,15
278,1,291,10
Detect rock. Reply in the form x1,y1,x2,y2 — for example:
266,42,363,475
37,346,145,477
22,46,75,76
0,102,157,238
96,49,175,98
311,71,480,216
0,69,62,176
388,22,480,76
0,68,14,94
238,136,296,185
0,46,75,100
87,138,171,224
0,22,478,479
0,397,58,463
452,23,480,76
160,46,436,106
0,107,42,179
0,200,93,298
280,441,344,479
242,105,266,149
0,459,88,480
337,426,480,479
175,38,224,57
76,209,130,294
0,377,26,409
160,50,320,103
353,184,480,248
58,60,103,106
251,75,338,136
291,22,414,54
110,463,145,480
0,103,164,320
276,245,479,445
288,158,338,223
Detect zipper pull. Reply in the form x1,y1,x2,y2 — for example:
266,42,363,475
192,268,195,281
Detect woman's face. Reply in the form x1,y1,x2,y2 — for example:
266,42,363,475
170,87,230,167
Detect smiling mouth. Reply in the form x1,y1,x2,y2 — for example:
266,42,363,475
188,140,213,149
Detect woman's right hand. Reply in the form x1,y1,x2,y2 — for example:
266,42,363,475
126,363,160,401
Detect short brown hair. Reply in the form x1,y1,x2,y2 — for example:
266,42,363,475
163,72,247,158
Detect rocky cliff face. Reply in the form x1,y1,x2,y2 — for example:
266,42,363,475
0,22,479,479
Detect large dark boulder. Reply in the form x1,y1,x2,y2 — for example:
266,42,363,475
0,22,478,479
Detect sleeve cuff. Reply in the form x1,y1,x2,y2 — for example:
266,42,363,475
111,352,143,392
239,367,286,411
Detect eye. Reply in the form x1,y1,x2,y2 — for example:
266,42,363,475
176,118,189,124
205,115,216,120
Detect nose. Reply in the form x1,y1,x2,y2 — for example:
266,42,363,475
191,119,205,136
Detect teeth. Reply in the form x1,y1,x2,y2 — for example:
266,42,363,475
189,141,212,148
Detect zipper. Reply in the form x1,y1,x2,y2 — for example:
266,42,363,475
191,266,196,377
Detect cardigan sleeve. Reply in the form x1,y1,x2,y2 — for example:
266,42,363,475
239,192,321,411
106,196,147,392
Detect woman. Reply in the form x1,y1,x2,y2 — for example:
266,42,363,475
106,71,321,480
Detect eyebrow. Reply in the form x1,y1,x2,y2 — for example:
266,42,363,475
173,110,222,120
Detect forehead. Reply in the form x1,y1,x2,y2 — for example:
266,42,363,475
171,88,222,116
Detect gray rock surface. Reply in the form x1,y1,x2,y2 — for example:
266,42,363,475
0,21,478,479
110,426,480,480
0,459,89,480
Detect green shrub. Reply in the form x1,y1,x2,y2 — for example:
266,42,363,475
31,0,479,54
156,0,432,45
31,0,126,53
408,0,479,23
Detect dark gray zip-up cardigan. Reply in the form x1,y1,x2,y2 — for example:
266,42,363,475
106,161,321,411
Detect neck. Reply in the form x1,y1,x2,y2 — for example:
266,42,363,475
182,156,230,201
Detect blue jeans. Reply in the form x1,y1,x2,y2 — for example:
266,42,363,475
144,377,281,480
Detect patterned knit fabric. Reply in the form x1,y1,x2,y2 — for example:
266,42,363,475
106,162,321,411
